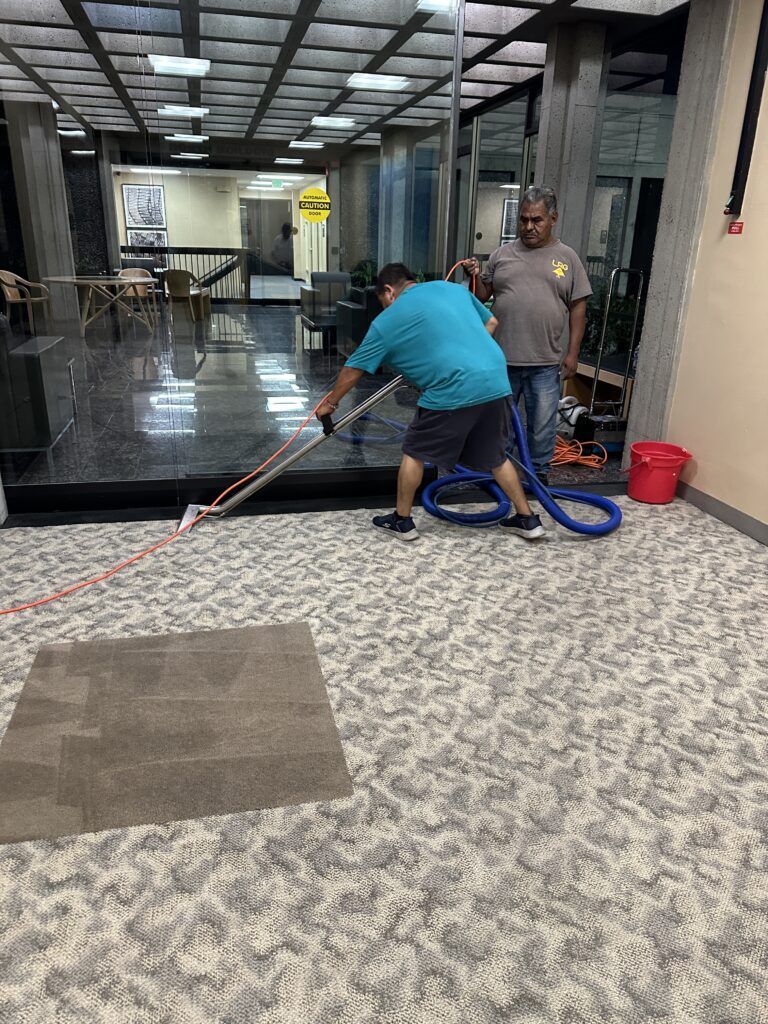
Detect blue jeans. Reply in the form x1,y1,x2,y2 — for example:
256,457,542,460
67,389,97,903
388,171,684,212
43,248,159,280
506,364,561,475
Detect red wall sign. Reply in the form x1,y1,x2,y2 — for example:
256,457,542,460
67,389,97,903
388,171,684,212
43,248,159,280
728,222,744,234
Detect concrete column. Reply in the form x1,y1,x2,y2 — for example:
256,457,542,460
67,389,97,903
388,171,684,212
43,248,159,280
626,0,738,451
6,100,78,321
326,164,341,272
378,127,414,267
535,22,609,256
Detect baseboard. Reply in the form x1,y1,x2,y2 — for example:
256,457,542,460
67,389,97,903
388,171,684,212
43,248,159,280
677,482,767,546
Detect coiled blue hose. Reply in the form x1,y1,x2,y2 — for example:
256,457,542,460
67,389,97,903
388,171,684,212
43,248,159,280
421,403,622,536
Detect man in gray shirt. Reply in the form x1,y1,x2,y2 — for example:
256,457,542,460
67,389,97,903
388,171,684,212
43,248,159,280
463,186,592,484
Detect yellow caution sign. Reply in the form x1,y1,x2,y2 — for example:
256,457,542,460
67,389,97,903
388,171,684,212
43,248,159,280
299,186,331,223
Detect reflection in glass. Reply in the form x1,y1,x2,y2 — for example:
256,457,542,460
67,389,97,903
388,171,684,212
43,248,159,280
0,0,459,505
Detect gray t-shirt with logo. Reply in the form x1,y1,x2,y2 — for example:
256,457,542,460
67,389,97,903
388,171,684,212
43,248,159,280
482,238,592,366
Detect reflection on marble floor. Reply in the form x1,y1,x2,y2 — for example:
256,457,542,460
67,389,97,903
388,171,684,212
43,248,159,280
1,303,625,489
1,304,412,486
249,275,303,301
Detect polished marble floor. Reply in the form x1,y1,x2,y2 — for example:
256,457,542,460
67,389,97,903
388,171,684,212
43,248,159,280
1,302,623,491
249,274,303,301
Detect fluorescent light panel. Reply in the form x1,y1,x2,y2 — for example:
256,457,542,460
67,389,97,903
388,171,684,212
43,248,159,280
247,185,284,191
312,116,355,128
158,105,209,118
164,133,209,143
171,153,206,159
289,140,323,149
129,167,182,175
58,128,86,137
148,55,210,77
255,174,304,180
70,150,95,155
346,73,410,91
274,157,303,164
416,0,456,11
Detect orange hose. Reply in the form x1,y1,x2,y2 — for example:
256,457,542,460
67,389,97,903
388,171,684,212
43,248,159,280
0,396,331,616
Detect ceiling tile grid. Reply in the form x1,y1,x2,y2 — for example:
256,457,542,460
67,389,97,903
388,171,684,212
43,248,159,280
0,1,686,153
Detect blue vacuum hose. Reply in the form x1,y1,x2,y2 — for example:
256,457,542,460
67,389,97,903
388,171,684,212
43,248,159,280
421,403,622,536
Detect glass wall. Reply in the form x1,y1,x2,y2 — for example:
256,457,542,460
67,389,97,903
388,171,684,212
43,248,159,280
456,86,540,267
0,0,459,511
582,23,683,371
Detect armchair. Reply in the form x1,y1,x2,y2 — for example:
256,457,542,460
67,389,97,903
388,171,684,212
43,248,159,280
0,270,52,335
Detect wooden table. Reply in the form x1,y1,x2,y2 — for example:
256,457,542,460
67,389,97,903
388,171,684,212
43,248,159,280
45,275,159,338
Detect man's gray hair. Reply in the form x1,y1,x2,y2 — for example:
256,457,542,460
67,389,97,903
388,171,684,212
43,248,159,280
521,185,557,214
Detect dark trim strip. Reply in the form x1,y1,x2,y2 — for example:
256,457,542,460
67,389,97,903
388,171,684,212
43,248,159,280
724,0,768,217
677,483,767,546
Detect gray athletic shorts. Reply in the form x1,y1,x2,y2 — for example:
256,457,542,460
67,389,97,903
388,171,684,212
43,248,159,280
402,397,511,471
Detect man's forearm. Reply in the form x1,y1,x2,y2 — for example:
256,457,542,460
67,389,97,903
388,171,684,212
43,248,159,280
568,301,587,356
326,365,364,406
473,277,492,303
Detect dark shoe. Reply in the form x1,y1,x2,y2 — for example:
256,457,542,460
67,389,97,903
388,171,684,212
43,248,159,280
372,511,420,542
500,513,545,539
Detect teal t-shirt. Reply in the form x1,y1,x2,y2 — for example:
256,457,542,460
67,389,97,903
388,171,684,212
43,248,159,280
344,281,511,410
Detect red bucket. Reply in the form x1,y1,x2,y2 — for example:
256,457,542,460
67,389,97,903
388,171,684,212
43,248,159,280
628,441,692,504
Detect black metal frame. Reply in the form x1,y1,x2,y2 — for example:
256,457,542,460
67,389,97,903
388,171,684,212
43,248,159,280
724,0,768,217
2,467,417,517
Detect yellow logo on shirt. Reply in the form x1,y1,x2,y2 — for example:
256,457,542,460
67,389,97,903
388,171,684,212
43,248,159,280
552,260,568,279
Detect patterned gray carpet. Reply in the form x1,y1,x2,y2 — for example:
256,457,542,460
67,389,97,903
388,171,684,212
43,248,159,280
1,499,766,1024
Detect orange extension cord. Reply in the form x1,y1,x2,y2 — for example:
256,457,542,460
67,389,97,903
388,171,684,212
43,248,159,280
1,264,605,616
0,397,330,616
552,435,608,469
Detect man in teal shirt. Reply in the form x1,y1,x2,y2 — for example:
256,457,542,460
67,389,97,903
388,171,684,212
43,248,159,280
316,263,544,542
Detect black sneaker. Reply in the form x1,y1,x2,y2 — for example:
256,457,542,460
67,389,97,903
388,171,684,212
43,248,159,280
500,513,545,539
372,512,420,542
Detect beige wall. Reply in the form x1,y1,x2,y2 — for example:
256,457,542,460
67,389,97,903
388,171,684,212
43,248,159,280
666,0,768,525
113,172,242,249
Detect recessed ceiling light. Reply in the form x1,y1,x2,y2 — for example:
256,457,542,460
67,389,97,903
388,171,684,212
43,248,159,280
255,174,304,181
148,55,210,77
346,73,411,91
158,105,209,118
312,116,355,129
416,0,456,12
164,133,209,143
129,167,182,175
289,141,323,149
58,128,86,137
499,184,519,190
274,157,303,165
247,185,284,191
171,153,206,160
70,150,95,156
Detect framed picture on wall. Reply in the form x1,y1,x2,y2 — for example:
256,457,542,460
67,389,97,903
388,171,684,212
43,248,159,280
501,198,518,244
127,229,168,248
123,184,166,229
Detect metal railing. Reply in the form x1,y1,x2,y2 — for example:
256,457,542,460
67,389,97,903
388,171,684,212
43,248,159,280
120,246,248,302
